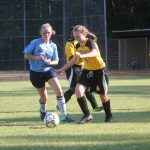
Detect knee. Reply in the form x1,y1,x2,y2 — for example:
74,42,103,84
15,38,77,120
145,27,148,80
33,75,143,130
38,90,48,100
75,86,85,98
100,94,109,102
39,98,47,104
40,94,48,101
75,86,79,95
56,89,63,97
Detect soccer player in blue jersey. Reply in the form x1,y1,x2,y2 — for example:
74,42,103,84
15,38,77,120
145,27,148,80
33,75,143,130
23,23,73,122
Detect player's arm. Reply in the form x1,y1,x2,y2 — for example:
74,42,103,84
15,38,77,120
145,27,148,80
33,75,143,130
24,54,41,60
68,55,74,61
42,58,59,66
48,60,58,65
57,53,79,74
43,44,59,66
23,40,42,60
79,40,98,59
79,49,97,59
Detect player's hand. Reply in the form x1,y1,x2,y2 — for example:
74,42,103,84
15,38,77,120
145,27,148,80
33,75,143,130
56,69,64,75
44,59,51,65
40,52,45,60
75,52,81,58
40,52,45,57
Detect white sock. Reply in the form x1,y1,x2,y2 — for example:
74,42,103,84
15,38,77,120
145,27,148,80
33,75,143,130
39,101,46,112
57,96,67,115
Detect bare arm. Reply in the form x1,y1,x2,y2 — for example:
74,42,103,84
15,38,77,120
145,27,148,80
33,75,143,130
79,49,97,59
57,53,79,74
24,53,58,66
24,54,41,60
42,59,58,66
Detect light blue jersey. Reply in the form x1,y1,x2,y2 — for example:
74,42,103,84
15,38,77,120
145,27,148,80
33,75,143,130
23,38,59,72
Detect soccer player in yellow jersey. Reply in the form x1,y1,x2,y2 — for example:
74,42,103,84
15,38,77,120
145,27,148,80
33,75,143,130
57,25,113,124
64,27,103,111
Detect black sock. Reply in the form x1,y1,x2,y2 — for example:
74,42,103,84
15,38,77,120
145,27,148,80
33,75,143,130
64,89,74,103
85,91,98,109
102,100,112,118
77,96,90,117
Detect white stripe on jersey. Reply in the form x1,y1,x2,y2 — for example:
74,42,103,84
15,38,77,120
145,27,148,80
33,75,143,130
67,67,73,86
102,71,108,94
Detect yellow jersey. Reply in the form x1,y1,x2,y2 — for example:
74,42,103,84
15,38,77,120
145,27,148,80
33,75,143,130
65,40,84,66
75,38,105,70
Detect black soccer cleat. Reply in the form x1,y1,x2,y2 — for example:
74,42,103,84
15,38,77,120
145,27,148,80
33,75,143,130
105,115,113,122
94,105,104,112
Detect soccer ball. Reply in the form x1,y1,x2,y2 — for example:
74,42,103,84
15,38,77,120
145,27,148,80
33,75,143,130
44,112,60,128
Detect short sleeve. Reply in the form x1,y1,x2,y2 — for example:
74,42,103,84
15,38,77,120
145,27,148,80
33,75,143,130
23,40,35,54
51,43,59,61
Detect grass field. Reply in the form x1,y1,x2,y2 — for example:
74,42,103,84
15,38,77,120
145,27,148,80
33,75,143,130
0,76,150,150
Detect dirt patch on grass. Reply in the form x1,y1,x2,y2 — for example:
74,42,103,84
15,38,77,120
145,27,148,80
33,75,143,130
0,71,29,80
0,70,150,81
108,70,150,78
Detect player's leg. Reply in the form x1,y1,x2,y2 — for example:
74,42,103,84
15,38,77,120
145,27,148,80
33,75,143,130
64,65,82,103
98,70,112,122
100,94,113,122
64,67,74,103
64,87,75,103
85,90,103,111
75,83,93,124
37,87,48,120
30,70,47,120
48,77,66,114
47,77,74,122
57,87,74,110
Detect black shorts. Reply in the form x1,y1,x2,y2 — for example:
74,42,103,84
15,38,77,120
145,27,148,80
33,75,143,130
30,68,57,88
78,69,109,94
65,65,83,88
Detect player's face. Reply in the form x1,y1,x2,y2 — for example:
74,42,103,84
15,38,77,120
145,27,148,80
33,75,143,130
74,31,85,44
41,27,52,42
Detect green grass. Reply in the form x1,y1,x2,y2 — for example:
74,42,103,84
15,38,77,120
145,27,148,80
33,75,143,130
0,76,150,150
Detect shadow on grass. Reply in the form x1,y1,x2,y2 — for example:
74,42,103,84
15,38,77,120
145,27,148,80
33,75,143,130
0,111,150,127
0,115,41,127
0,86,68,97
109,85,150,95
0,89,60,97
0,134,150,150
1,84,149,98
94,111,150,123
